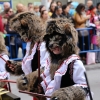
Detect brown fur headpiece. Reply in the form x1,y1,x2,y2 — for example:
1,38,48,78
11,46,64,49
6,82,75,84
43,18,79,63
10,12,46,43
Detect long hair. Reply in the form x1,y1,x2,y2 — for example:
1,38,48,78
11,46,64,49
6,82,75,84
76,3,85,16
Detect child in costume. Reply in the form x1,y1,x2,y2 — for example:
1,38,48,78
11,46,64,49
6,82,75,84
15,18,90,100
5,12,49,100
0,32,10,90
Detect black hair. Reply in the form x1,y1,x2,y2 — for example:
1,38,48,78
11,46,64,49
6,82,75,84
96,2,100,9
40,10,46,18
39,5,45,13
76,3,85,15
49,1,57,13
54,6,62,13
62,4,69,14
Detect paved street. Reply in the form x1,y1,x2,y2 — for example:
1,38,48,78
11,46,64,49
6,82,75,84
10,68,100,100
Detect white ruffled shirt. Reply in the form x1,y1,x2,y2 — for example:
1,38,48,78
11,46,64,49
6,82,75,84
40,54,87,100
22,42,49,75
0,54,10,79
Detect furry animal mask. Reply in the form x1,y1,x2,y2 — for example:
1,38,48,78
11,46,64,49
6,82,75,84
44,18,79,60
10,12,46,43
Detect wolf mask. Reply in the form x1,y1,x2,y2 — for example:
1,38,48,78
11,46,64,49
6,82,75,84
10,12,46,43
44,18,79,60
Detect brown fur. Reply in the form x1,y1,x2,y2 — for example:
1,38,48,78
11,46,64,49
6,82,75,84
5,61,23,75
10,12,46,55
51,86,86,100
17,68,44,92
44,18,80,79
0,32,8,55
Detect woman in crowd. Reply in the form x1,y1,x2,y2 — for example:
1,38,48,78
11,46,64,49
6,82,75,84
40,10,49,24
73,3,90,63
62,4,72,19
49,1,57,16
51,6,63,18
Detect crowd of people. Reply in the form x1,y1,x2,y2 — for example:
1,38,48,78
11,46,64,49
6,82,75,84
0,0,100,63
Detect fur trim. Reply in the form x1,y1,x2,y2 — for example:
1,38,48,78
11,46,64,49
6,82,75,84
0,32,8,55
43,18,80,79
17,68,44,92
10,12,46,54
51,86,86,100
5,61,23,75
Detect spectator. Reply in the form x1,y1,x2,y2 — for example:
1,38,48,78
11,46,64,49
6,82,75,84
27,3,34,12
96,2,100,16
49,1,57,16
39,5,46,13
0,2,11,34
51,6,63,18
40,10,49,23
91,12,100,63
16,3,24,13
62,4,72,19
0,2,10,17
56,1,62,7
34,5,40,16
86,0,96,23
73,3,91,63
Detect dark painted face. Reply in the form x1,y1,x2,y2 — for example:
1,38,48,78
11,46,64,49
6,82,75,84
47,33,66,55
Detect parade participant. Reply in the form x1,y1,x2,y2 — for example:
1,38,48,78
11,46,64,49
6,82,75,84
5,12,49,100
0,32,10,90
15,18,90,100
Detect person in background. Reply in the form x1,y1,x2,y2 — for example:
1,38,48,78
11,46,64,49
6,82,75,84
62,4,72,19
51,6,63,18
0,2,11,34
34,5,40,16
96,2,100,16
56,1,62,7
86,0,96,23
0,2,10,17
16,3,24,14
27,3,34,12
39,5,46,13
5,9,17,58
40,10,49,24
49,1,57,16
73,3,91,63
